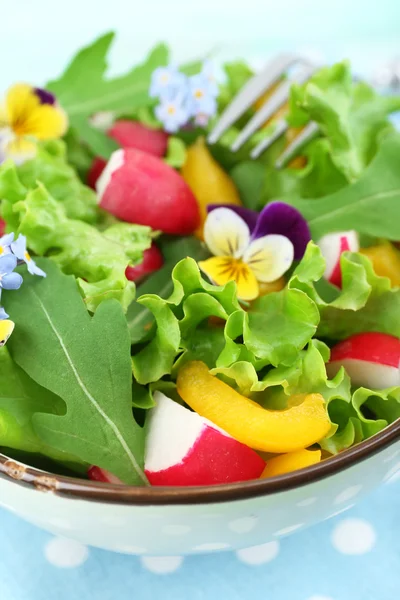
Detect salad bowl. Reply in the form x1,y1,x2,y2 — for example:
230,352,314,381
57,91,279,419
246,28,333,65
0,423,398,556
0,32,400,558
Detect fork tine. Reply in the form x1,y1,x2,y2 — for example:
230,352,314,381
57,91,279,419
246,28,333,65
230,64,317,152
207,53,301,145
250,119,288,159
275,121,320,168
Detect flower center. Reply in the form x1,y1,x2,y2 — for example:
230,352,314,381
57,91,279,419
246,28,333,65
195,89,204,99
161,74,170,83
0,247,3,255
216,257,251,281
24,251,31,262
167,105,176,115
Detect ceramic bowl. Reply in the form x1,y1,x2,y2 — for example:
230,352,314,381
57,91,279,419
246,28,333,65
0,421,399,556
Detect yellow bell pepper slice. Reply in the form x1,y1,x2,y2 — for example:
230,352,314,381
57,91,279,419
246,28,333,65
177,361,331,453
181,137,241,239
260,449,322,478
360,243,400,287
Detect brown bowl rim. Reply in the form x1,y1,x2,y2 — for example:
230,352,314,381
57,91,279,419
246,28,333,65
0,419,398,506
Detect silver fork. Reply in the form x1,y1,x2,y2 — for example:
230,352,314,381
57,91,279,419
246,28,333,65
208,53,320,167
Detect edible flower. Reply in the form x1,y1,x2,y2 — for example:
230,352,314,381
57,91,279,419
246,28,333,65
0,254,23,291
11,234,46,277
150,65,187,99
199,202,310,301
0,83,67,164
187,65,218,126
0,232,14,255
0,316,14,347
154,93,191,133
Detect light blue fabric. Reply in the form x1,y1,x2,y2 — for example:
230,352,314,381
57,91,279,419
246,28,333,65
0,479,398,600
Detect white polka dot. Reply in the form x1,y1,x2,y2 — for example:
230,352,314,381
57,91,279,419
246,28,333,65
307,596,334,600
383,449,400,463
274,523,303,536
140,556,183,574
162,525,191,536
334,485,362,505
332,518,376,555
236,541,280,565
384,461,400,483
228,516,258,533
193,542,230,552
297,497,317,507
44,537,89,568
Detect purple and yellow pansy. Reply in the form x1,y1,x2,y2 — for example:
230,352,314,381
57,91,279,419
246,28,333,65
0,83,67,164
199,202,311,301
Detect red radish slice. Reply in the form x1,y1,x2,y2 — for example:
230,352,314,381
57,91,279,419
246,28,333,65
87,157,107,190
97,149,200,235
0,218,5,236
145,392,265,486
328,332,400,389
108,120,168,157
88,466,122,485
318,231,359,287
125,242,164,282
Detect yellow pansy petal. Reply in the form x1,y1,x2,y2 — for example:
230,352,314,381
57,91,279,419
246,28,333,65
243,234,294,283
204,208,250,258
6,138,37,163
21,104,68,140
199,256,259,301
5,84,39,130
0,320,15,346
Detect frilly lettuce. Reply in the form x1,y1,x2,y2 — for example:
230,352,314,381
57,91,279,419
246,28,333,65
0,141,98,223
1,182,152,311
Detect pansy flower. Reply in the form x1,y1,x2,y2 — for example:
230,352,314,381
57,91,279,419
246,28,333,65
11,234,46,277
150,65,187,99
0,83,67,164
0,253,23,291
199,202,311,301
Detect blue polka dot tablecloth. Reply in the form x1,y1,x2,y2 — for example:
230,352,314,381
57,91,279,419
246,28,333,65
0,476,399,600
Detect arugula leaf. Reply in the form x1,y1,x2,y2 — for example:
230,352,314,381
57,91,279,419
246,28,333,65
47,33,169,158
288,133,400,240
127,236,209,343
0,143,97,224
3,260,147,485
290,242,400,340
2,182,151,312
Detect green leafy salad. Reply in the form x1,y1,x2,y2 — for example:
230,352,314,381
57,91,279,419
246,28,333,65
0,32,399,487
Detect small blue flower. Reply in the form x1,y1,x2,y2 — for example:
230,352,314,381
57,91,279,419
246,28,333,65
154,93,191,133
0,254,23,290
187,73,218,121
11,234,46,277
0,306,9,320
0,232,14,255
149,65,187,100
199,60,219,97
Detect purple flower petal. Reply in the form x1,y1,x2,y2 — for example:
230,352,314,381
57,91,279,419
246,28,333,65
207,204,259,232
252,202,311,260
34,87,56,106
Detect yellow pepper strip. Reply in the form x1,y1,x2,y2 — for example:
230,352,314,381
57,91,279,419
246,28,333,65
260,448,322,478
177,361,331,453
181,137,241,239
360,243,400,287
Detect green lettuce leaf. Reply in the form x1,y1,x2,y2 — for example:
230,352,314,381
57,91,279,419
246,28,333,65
290,241,400,340
3,260,147,485
2,182,151,312
0,143,97,224
164,136,187,168
47,32,169,158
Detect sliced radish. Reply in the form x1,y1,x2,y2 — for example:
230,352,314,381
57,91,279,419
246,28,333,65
317,230,359,287
145,391,265,486
328,332,400,389
87,157,107,190
0,218,5,236
97,149,200,235
125,243,164,283
88,465,123,485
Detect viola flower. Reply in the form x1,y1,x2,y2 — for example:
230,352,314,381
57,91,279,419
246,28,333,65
199,202,311,301
0,318,14,346
0,254,23,290
11,234,46,277
0,83,67,164
0,232,14,256
149,65,187,99
154,93,191,133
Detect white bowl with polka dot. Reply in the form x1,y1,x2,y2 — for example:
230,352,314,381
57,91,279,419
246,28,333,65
0,422,398,556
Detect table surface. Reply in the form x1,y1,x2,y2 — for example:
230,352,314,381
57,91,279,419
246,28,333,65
0,474,399,600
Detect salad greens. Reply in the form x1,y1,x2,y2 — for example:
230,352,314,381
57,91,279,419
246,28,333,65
0,32,399,484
